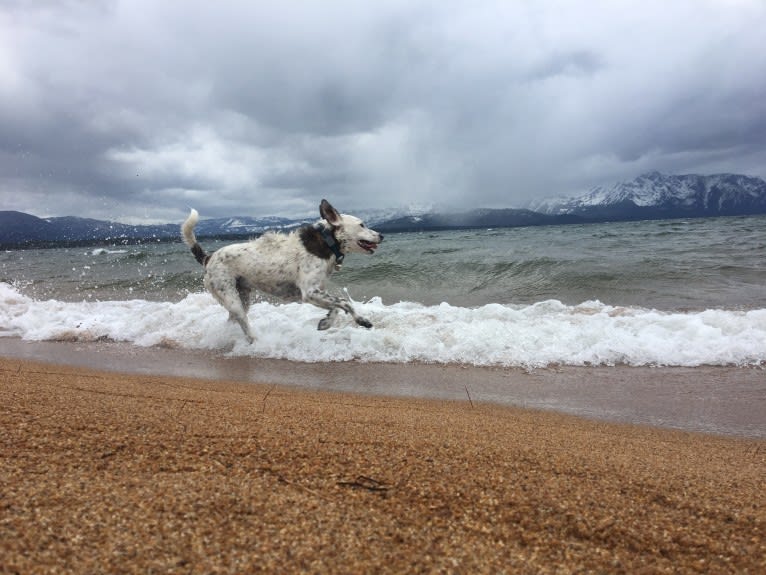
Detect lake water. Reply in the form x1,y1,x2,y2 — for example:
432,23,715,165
2,215,765,368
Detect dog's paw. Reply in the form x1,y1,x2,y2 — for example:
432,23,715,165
356,317,373,329
317,317,333,331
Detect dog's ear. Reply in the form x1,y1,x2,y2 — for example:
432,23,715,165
319,199,342,227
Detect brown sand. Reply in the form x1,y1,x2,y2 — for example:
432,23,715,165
1,358,764,574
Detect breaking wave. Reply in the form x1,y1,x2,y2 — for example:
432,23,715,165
2,282,764,369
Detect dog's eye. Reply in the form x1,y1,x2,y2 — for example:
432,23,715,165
360,223,366,228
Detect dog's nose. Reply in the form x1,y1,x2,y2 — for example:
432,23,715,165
379,234,385,242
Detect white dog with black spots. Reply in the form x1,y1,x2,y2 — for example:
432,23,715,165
181,199,383,343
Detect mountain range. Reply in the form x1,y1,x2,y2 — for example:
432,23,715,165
2,172,765,247
530,171,766,220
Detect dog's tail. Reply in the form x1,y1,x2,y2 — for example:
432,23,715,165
181,208,210,267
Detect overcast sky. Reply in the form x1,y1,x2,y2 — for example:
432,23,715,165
1,0,765,223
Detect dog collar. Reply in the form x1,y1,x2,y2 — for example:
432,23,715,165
314,223,345,268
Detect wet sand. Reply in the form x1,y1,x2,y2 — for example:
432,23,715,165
2,338,765,438
2,355,764,573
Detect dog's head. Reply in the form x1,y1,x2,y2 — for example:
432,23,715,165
320,199,383,255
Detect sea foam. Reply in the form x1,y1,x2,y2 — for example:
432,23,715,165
1,282,764,368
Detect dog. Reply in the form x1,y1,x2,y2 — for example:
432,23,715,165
181,199,383,343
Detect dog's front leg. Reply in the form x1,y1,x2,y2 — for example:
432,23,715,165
303,288,372,330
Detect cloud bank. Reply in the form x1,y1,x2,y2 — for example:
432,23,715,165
1,0,765,222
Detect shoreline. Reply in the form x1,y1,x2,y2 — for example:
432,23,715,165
2,355,764,573
1,337,765,438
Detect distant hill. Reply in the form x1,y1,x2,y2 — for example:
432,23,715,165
0,212,179,248
0,211,313,248
3,172,765,247
0,208,581,246
0,211,54,244
530,172,766,220
375,208,582,232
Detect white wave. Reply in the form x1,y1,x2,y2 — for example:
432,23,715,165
1,282,764,368
91,248,129,255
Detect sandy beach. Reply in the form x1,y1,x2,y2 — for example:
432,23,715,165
1,355,764,573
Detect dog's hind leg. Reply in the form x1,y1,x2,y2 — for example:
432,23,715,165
205,276,255,343
227,300,255,344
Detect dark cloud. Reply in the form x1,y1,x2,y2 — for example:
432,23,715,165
1,0,765,223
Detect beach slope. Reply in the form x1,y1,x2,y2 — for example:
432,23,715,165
1,358,764,573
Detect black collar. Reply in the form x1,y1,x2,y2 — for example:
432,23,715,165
313,222,344,268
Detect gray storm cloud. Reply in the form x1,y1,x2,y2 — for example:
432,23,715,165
1,0,764,223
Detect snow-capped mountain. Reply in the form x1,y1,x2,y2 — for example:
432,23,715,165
532,172,766,218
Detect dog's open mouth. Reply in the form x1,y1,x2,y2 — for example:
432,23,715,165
358,240,379,253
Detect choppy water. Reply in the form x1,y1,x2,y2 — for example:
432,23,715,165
2,216,765,367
